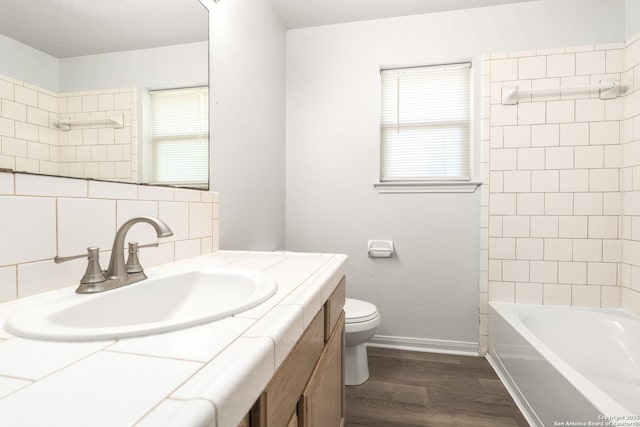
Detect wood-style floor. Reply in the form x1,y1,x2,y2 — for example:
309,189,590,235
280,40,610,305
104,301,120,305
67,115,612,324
345,347,529,427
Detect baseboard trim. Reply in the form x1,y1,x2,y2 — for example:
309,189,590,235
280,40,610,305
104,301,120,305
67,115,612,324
367,334,479,356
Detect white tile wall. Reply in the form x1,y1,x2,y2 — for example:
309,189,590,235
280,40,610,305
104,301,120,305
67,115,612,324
57,198,116,255
622,32,640,316
0,75,58,174
175,239,203,261
57,87,137,182
479,36,640,352
116,200,159,244
478,54,491,354
189,203,214,238
0,74,137,182
0,171,219,303
0,196,57,265
17,258,87,298
159,201,190,242
0,267,16,302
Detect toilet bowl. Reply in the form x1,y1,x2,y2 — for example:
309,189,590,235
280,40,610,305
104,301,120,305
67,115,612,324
344,298,380,386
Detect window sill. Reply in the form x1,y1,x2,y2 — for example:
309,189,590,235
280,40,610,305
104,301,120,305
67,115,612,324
373,180,482,194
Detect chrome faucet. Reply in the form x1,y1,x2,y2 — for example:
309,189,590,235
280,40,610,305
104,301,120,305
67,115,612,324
55,216,173,294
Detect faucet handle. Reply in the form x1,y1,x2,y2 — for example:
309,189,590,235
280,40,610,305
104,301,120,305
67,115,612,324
125,241,160,274
55,247,108,284
137,242,159,250
54,250,92,263
80,247,107,284
125,242,144,274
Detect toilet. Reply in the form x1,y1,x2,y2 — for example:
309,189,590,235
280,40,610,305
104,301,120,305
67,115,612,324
344,298,381,386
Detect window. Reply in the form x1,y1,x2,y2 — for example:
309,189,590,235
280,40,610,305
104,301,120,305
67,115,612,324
377,63,477,193
150,86,208,188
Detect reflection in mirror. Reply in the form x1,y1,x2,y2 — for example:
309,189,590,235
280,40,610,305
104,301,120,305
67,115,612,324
0,0,209,189
147,86,209,188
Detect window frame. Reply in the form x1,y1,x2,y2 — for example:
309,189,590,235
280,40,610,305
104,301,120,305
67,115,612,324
374,62,480,194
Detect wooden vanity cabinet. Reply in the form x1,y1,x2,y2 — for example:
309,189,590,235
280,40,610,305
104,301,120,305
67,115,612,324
242,277,346,427
325,277,345,341
299,312,344,427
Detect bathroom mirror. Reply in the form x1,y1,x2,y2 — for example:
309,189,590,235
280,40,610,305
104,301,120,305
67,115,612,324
0,0,209,189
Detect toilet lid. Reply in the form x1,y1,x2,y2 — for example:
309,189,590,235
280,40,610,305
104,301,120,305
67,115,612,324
345,298,379,324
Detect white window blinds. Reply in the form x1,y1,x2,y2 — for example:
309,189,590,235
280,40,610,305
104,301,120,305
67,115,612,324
150,86,209,188
380,63,471,181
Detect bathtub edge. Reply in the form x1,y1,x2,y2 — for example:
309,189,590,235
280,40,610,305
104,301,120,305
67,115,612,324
485,352,541,427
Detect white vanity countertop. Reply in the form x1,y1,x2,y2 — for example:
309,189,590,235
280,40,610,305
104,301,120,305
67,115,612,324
0,250,348,427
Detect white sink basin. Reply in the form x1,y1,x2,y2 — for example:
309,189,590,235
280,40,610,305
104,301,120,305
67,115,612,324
5,267,277,341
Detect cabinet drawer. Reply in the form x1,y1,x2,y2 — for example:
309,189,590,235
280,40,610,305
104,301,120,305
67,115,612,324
264,306,325,427
325,277,346,341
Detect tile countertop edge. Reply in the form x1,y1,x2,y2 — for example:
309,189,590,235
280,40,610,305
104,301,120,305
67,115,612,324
168,253,348,427
136,399,216,427
0,251,349,427
171,336,275,427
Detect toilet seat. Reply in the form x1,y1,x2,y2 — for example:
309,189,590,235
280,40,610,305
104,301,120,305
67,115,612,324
345,298,379,324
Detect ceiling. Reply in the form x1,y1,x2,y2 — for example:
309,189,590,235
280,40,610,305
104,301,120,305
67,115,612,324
269,0,538,29
0,0,208,58
0,0,537,58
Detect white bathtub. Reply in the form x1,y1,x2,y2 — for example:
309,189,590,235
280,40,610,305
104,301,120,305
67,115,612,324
488,302,640,427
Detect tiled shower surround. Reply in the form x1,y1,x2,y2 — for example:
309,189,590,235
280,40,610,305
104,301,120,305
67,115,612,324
0,171,219,303
0,76,59,175
0,74,137,182
57,88,137,182
479,33,640,352
621,33,640,316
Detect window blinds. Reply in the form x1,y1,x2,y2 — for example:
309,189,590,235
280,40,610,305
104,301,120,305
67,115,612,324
380,63,471,181
150,86,209,188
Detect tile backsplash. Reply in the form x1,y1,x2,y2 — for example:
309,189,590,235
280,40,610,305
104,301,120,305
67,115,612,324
0,171,219,302
479,35,640,353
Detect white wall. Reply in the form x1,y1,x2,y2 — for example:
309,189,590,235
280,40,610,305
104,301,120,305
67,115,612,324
626,0,640,40
58,41,208,92
209,0,286,250
0,34,59,92
0,36,207,95
285,0,625,346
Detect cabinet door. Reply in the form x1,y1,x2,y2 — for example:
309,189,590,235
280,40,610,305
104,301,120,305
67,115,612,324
237,415,250,427
325,277,346,341
287,412,298,427
299,313,345,427
264,308,325,426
